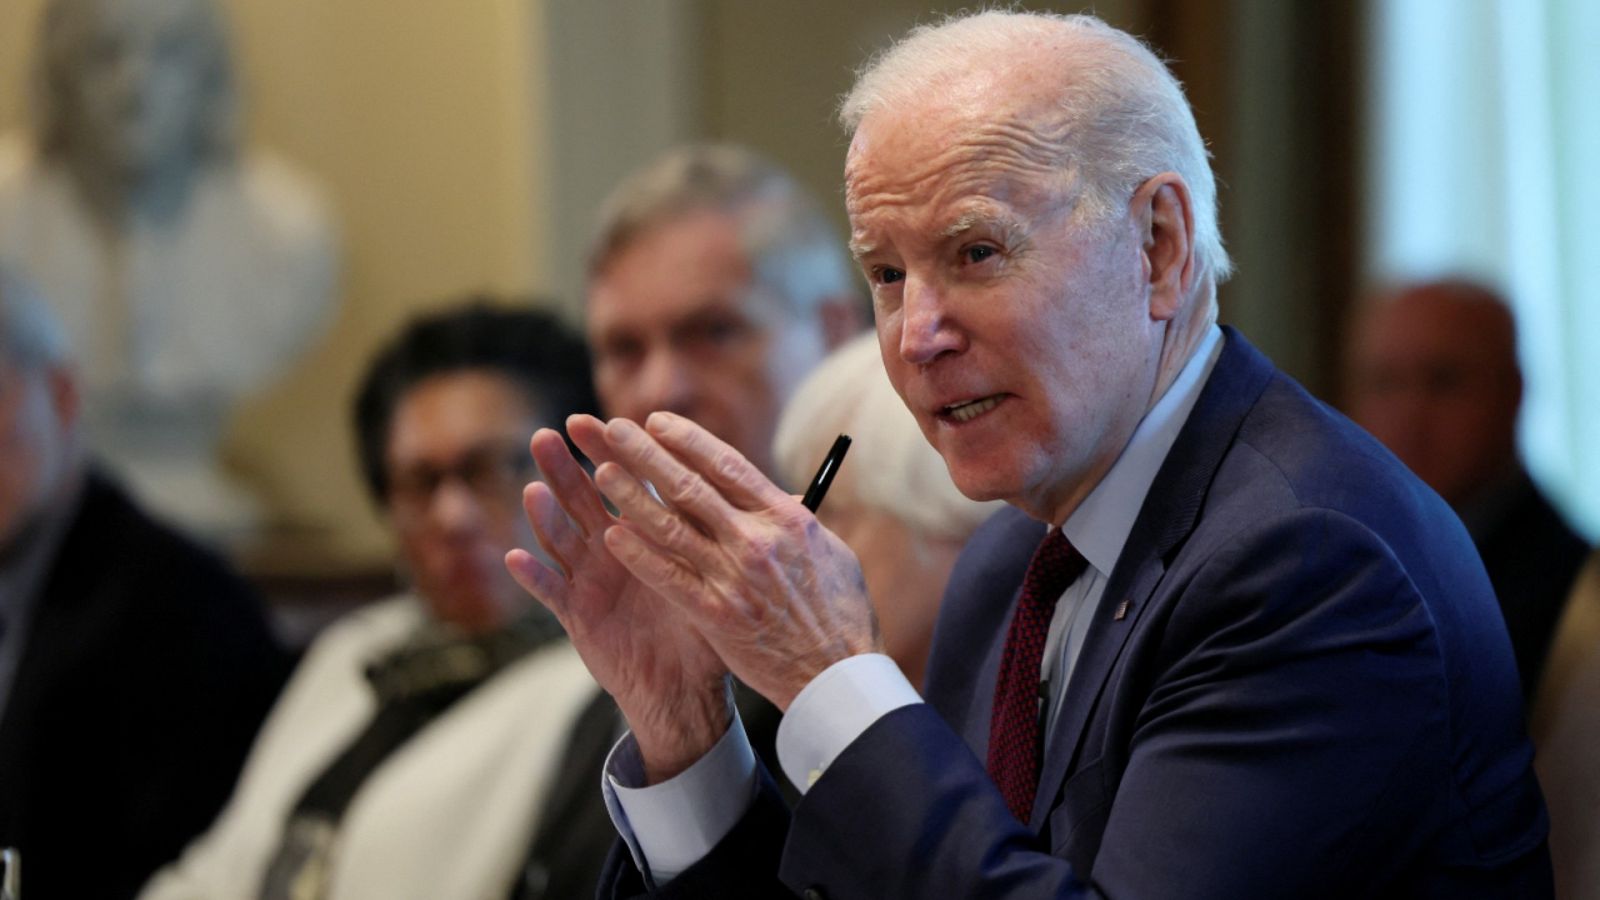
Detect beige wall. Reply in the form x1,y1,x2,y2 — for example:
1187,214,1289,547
0,0,552,568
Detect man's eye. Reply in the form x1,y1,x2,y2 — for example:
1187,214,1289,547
694,320,740,348
874,267,905,285
963,245,998,265
599,338,642,369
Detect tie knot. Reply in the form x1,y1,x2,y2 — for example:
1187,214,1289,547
1019,529,1084,612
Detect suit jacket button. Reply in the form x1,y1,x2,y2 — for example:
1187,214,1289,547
803,889,827,900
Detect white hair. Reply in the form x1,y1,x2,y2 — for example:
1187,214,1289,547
774,332,1004,541
839,10,1232,287
0,263,71,369
587,143,864,321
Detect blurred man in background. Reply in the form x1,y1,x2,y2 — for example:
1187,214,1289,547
1347,278,1591,696
584,143,864,482
142,303,613,900
0,263,291,899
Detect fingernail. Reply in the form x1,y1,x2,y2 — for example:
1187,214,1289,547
646,411,680,434
606,418,641,446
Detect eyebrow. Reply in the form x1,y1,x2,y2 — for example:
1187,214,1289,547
942,211,1026,246
847,208,1028,264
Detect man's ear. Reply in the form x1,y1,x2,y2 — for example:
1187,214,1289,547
1132,172,1197,322
817,295,868,350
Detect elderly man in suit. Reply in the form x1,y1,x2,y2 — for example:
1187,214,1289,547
508,11,1551,899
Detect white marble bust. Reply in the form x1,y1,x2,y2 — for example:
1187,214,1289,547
0,0,338,538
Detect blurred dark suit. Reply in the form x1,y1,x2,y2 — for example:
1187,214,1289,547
0,470,291,899
1466,473,1590,696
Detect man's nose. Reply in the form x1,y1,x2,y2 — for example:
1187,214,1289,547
633,347,696,417
427,478,486,534
897,277,964,365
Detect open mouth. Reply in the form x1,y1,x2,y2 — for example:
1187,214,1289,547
941,395,1003,423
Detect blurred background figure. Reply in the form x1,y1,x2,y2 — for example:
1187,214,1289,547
1530,549,1600,900
0,263,291,899
1346,278,1591,697
0,0,338,540
142,303,616,900
773,332,1004,688
580,142,865,774
584,142,863,480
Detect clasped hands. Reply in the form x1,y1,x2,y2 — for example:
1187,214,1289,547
505,412,879,783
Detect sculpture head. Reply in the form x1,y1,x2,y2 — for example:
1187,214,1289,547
32,0,238,189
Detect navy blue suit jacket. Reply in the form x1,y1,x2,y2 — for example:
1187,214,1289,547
605,329,1552,899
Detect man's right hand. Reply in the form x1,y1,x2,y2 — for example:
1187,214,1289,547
506,415,731,784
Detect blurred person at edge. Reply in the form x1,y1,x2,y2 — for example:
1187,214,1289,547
142,302,615,900
0,263,291,899
773,332,1004,688
582,143,866,776
1346,278,1591,697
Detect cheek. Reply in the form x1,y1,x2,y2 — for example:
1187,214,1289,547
394,523,441,570
720,344,790,422
596,370,640,418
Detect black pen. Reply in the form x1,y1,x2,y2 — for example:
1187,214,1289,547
800,434,851,512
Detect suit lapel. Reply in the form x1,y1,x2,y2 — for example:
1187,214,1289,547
1028,328,1278,829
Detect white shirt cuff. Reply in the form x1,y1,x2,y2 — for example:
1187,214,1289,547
602,710,757,886
776,652,923,793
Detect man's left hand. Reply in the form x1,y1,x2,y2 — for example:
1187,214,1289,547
591,411,881,710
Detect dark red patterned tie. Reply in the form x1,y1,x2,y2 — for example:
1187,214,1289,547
987,527,1087,824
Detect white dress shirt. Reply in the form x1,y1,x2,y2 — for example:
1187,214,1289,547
608,325,1225,883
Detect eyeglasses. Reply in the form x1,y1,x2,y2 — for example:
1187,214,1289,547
387,441,534,522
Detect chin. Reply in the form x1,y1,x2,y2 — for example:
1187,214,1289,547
946,462,1018,506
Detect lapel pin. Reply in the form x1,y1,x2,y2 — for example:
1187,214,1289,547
1114,599,1130,621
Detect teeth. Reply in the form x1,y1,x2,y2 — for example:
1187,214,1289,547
946,396,1000,423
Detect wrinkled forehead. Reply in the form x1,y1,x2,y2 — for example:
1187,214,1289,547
844,102,1073,243
843,45,1083,204
587,212,802,332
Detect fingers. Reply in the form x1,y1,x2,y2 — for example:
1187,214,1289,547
644,412,792,511
600,416,788,549
593,458,720,566
522,481,589,582
529,426,610,539
505,546,570,616
566,414,619,471
603,524,713,618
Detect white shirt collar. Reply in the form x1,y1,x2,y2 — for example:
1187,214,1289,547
1062,324,1224,576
